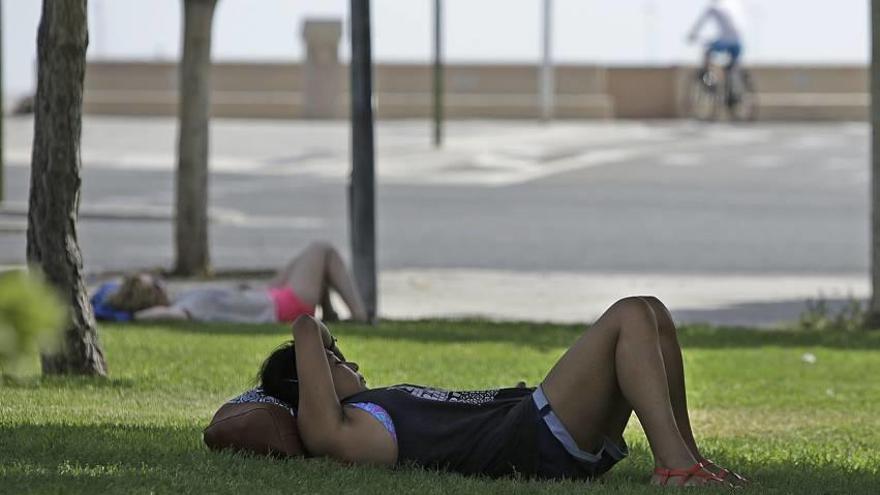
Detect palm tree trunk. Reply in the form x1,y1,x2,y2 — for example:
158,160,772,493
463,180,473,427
28,0,107,376
174,0,217,276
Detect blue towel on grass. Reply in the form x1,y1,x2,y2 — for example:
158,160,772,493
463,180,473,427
90,281,133,322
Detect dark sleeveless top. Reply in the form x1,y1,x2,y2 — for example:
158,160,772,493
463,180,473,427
342,384,540,478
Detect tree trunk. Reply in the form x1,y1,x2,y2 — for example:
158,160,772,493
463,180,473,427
27,0,107,376
174,0,217,276
871,0,880,326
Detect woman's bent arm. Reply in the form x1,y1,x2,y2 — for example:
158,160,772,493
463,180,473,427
293,316,346,455
293,316,396,465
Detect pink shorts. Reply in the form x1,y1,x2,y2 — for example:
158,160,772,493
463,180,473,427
267,286,315,322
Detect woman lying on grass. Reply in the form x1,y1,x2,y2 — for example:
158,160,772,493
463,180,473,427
259,297,748,487
93,242,368,324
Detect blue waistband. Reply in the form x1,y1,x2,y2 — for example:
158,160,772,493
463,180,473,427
532,385,628,463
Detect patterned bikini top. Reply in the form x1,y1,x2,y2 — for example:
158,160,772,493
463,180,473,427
228,388,397,441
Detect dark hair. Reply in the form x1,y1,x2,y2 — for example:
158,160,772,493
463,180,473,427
107,273,170,312
258,341,300,408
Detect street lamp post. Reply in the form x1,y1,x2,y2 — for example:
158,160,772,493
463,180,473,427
870,0,880,325
349,0,378,322
539,0,554,121
432,0,444,147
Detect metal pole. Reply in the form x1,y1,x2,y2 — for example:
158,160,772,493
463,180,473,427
349,0,378,321
0,0,4,203
432,0,444,147
539,0,554,121
870,0,880,325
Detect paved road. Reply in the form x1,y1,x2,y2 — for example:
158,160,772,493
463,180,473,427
0,116,869,326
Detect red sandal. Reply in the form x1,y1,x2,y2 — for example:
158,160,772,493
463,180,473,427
652,462,727,487
700,458,749,485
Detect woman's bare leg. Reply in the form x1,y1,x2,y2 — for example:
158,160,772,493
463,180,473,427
540,297,700,477
638,297,700,458
641,296,748,485
320,246,368,322
319,284,339,322
279,242,368,322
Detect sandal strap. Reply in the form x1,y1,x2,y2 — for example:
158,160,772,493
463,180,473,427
700,458,732,477
700,457,720,469
701,457,749,483
654,463,724,486
652,467,676,486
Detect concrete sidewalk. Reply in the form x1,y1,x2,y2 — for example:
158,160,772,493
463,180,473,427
378,270,868,327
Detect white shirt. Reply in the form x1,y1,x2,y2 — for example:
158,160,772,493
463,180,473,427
173,287,277,323
690,0,746,45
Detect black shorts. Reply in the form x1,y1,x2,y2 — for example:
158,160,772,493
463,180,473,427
532,387,628,480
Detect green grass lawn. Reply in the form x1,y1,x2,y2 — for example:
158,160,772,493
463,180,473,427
2,320,879,494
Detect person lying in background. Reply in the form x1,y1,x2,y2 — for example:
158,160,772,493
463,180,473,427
258,299,748,487
91,242,368,324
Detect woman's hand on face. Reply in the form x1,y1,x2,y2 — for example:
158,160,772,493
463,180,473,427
326,337,346,361
324,348,348,367
292,316,332,344
316,319,337,350
311,316,347,360
292,316,346,360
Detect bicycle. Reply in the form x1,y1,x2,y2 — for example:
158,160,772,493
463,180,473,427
685,52,758,122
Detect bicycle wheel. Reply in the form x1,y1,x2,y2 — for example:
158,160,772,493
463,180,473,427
727,69,758,122
686,70,720,122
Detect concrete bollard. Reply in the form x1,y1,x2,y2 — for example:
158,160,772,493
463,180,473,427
302,19,343,119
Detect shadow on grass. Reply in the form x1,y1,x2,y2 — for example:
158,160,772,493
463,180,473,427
104,319,880,352
111,320,581,352
672,297,866,329
1,423,876,495
102,320,290,336
677,324,880,350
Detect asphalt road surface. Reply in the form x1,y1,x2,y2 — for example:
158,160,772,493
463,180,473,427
0,117,869,325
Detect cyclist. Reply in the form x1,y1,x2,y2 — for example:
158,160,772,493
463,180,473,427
687,0,746,74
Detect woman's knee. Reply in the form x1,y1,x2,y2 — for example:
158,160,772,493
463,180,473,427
636,296,677,335
297,241,338,268
303,240,335,255
637,295,664,310
610,297,659,333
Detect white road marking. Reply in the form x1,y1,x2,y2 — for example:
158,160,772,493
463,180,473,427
661,153,703,167
5,119,866,188
0,200,323,229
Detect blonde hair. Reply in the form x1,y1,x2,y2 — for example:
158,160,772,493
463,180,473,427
106,273,170,312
